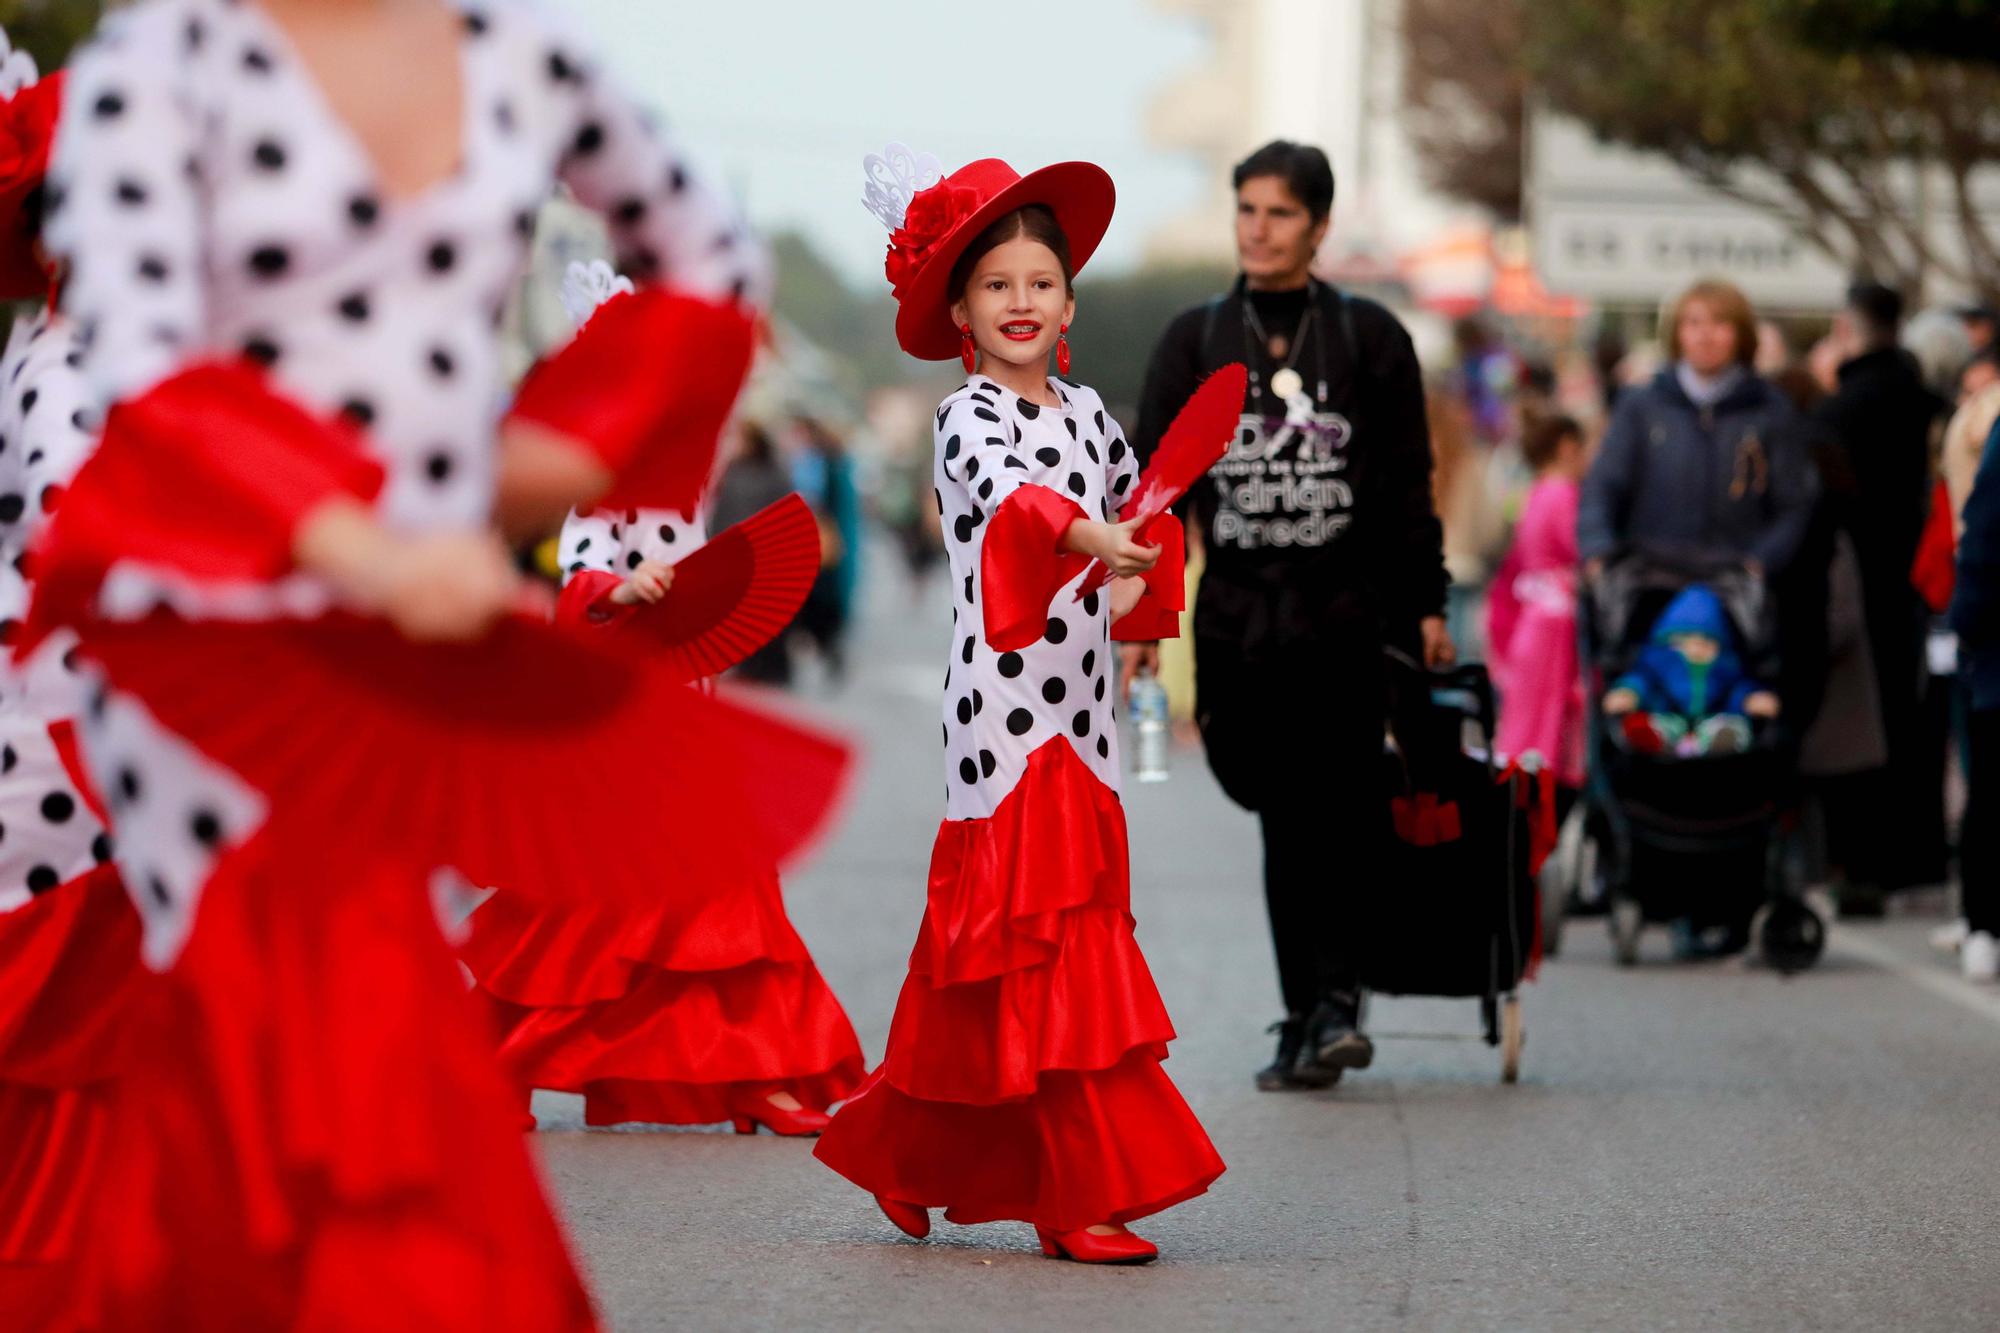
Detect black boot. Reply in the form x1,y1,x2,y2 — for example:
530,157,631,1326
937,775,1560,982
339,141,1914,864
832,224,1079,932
1255,1016,1339,1091
1302,990,1374,1079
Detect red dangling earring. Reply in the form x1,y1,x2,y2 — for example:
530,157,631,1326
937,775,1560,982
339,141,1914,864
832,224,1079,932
960,324,977,375
1056,324,1071,377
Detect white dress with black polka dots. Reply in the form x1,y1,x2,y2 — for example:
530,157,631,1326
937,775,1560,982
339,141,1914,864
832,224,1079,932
559,503,705,583
0,312,111,914
45,0,768,963
935,376,1138,819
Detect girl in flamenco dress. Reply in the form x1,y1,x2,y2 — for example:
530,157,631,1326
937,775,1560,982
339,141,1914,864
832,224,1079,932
812,149,1225,1265
0,33,146,1327
35,2,823,1326
461,262,864,1138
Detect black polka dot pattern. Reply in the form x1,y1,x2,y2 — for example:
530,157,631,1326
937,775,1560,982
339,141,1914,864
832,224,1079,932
928,378,1136,817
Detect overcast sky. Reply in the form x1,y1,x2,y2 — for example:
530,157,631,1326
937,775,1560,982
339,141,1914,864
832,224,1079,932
566,0,1210,288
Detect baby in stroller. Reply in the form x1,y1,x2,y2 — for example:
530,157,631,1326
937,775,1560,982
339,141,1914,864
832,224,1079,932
1602,585,1780,757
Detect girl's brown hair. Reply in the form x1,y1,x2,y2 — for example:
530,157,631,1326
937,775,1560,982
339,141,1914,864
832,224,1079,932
948,205,1074,303
1522,413,1583,472
1662,279,1759,368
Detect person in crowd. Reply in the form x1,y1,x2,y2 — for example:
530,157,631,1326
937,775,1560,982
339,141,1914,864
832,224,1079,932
1578,278,1817,575
1812,282,1952,906
1945,349,2000,535
1959,304,1997,358
1949,415,2000,981
713,423,798,685
1429,384,1505,660
814,151,1222,1265
791,415,862,681
1129,140,1451,1092
1489,414,1588,794
1603,585,1780,757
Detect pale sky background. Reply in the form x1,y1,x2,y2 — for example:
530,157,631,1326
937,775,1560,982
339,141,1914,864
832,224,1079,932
566,0,1212,288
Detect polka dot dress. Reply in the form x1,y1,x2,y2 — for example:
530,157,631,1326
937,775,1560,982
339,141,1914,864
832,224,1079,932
44,0,769,964
560,503,706,581
0,312,110,915
935,377,1138,820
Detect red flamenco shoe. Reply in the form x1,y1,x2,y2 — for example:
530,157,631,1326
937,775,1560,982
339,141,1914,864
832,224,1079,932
876,1196,931,1240
1034,1225,1159,1266
730,1100,832,1138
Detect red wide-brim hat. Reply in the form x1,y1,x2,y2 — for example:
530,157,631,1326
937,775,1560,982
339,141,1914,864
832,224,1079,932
886,158,1114,362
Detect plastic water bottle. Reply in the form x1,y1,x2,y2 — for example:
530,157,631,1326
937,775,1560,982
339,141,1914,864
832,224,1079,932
1128,668,1170,784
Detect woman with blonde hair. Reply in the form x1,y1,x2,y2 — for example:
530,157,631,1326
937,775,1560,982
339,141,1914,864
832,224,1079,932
1579,279,1816,571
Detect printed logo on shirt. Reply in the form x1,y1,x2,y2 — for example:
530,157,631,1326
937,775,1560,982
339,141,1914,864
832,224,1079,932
1210,410,1356,550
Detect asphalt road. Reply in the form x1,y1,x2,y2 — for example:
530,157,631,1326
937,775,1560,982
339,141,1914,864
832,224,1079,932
531,569,2000,1333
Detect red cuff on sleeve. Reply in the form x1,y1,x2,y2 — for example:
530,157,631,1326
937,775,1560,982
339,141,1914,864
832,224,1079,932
26,361,384,643
1112,513,1186,642
980,484,1089,652
506,287,758,514
553,570,632,629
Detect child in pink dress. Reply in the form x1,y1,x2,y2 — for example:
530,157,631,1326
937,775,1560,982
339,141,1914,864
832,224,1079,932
1489,415,1588,793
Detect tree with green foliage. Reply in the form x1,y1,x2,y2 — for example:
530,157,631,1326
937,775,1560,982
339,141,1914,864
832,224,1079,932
1401,0,1527,223
0,0,104,73
1523,0,2000,303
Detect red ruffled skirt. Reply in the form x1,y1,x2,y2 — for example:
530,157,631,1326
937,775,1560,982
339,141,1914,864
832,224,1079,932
80,825,597,1332
813,740,1223,1232
464,866,863,1127
0,867,143,1331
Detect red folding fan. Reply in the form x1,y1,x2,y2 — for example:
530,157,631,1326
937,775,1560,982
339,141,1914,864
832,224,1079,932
78,613,852,914
1076,362,1246,598
615,493,821,683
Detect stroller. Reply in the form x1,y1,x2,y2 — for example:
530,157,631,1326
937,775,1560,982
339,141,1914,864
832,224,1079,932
1357,651,1541,1083
1563,549,1825,971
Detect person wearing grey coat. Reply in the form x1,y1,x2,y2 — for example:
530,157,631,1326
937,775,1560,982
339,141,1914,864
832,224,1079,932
1579,367,1819,572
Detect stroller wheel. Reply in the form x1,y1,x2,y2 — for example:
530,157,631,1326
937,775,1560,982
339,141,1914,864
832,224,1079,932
1610,896,1643,967
1759,898,1826,974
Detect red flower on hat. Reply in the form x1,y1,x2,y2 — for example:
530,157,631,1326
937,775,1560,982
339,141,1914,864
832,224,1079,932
884,182,981,298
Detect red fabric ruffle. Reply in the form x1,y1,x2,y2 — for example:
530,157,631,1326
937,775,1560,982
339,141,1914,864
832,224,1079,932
25,362,384,647
465,870,863,1128
980,484,1087,653
816,1050,1221,1233
74,613,852,914
0,1078,114,1269
0,865,141,1089
79,823,597,1332
1110,513,1185,643
508,287,757,514
814,739,1222,1228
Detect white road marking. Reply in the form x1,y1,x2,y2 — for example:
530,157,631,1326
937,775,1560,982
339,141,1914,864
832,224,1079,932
1831,926,2000,1027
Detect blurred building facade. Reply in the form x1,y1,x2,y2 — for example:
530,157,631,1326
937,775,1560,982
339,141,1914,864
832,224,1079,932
1143,0,1467,274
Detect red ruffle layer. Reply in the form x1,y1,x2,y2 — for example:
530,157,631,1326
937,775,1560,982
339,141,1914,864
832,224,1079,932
0,865,141,1089
465,871,863,1127
814,740,1222,1228
80,825,596,1331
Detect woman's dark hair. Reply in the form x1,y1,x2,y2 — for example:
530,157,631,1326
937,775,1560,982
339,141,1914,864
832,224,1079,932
1232,140,1336,223
948,204,1074,303
1522,413,1583,472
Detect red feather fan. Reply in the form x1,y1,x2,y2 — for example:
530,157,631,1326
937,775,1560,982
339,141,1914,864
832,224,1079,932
1076,362,1246,598
78,613,852,910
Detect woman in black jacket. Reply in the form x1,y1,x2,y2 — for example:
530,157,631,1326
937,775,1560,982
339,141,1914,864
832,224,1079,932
1129,141,1450,1091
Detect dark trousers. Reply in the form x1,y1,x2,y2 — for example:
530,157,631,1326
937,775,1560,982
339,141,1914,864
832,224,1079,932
1965,707,2000,934
1201,641,1389,1019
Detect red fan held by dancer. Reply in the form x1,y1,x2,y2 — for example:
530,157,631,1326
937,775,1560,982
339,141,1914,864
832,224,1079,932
1074,363,1247,600
557,493,822,683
